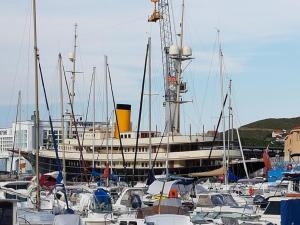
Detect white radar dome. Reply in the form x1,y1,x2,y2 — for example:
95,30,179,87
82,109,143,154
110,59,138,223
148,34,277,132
182,46,192,57
68,52,75,62
169,45,179,56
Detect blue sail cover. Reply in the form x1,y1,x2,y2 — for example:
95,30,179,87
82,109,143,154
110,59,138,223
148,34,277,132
268,167,286,182
281,199,300,225
94,188,110,205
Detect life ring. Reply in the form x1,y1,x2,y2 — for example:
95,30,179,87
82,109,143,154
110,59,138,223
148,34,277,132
248,186,255,196
168,188,178,198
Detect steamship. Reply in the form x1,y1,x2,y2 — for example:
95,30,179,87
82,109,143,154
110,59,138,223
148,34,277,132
21,1,266,182
21,103,264,182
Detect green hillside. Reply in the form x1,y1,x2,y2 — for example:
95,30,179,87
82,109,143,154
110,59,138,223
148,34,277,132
241,117,300,130
230,117,300,147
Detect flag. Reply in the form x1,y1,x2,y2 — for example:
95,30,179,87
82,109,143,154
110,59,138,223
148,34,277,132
102,165,109,179
262,146,272,176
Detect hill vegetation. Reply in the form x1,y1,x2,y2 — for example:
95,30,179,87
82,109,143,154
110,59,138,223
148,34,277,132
230,117,300,147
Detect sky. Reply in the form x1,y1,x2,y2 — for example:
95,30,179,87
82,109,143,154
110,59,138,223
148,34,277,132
0,0,300,134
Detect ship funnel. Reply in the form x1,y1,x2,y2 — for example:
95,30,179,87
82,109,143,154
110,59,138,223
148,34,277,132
114,104,131,138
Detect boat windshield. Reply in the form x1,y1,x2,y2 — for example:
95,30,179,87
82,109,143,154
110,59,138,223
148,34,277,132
211,194,224,206
222,194,238,207
91,196,112,213
120,189,146,207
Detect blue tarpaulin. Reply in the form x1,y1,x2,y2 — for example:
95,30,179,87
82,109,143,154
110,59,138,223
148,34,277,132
94,188,110,205
281,199,300,225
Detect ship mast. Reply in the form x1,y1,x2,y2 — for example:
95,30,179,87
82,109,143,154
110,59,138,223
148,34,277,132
148,0,191,134
32,0,40,210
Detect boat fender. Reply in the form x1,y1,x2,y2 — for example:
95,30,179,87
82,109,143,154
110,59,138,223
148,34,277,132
168,188,178,198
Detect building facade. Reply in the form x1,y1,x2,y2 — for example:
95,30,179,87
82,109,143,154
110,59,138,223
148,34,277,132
284,127,300,161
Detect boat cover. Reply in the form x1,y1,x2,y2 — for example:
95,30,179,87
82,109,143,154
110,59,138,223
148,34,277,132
188,166,225,177
147,180,193,196
52,214,81,225
147,180,178,195
281,199,300,225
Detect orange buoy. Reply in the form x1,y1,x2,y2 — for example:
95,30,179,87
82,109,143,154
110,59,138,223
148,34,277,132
168,188,178,198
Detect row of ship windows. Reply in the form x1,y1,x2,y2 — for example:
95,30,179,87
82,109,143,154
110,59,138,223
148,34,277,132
120,134,131,139
124,147,149,153
68,161,164,168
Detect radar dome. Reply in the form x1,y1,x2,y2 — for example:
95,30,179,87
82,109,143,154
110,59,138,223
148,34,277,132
169,45,179,56
182,46,192,57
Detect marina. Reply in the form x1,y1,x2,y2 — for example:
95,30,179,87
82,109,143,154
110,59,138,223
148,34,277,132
0,0,300,224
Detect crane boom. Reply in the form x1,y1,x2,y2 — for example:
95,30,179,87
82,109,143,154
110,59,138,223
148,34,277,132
149,0,177,133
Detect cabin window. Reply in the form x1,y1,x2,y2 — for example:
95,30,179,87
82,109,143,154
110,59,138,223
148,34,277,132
128,134,131,138
120,221,127,225
129,222,137,225
124,134,127,138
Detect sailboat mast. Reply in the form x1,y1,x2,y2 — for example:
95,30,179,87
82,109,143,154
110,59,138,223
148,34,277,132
92,67,96,169
17,91,22,178
71,23,77,108
59,54,66,185
218,30,228,186
105,55,109,166
69,24,77,138
32,0,40,210
228,79,232,150
148,37,152,169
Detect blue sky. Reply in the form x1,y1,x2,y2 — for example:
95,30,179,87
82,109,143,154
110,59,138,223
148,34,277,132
0,0,300,133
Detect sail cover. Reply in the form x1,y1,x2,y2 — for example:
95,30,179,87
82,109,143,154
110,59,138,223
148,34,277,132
188,166,226,177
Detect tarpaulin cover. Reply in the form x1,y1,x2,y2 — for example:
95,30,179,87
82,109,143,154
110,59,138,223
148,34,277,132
94,188,110,205
281,199,300,225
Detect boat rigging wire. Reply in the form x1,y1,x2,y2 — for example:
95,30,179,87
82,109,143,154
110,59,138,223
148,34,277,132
151,122,168,170
208,92,228,161
38,59,71,210
61,59,89,183
133,40,150,183
9,91,21,178
107,63,127,181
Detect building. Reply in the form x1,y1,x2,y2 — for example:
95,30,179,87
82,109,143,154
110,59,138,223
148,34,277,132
284,127,300,161
0,128,13,156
